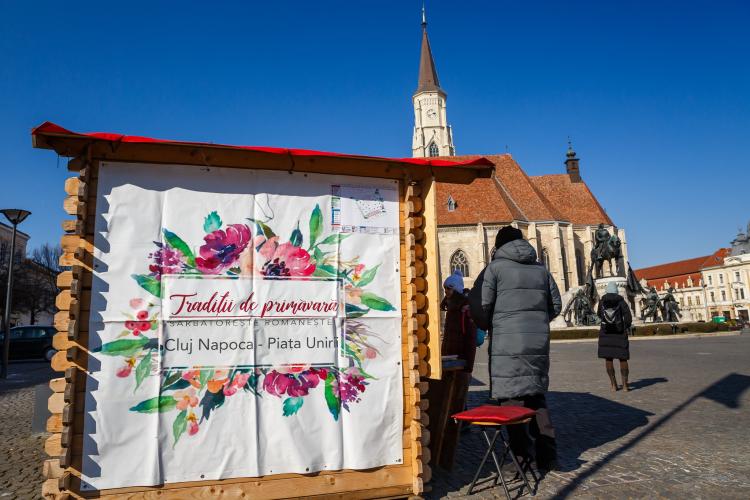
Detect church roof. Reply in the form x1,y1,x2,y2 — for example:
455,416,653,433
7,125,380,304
416,24,442,94
436,154,612,227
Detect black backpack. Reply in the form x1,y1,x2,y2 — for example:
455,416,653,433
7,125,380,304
601,301,624,333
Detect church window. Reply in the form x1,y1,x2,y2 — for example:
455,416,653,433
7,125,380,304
449,249,470,277
428,142,439,157
575,249,584,285
542,248,550,269
447,195,457,212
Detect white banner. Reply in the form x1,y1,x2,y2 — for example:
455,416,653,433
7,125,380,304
81,162,403,490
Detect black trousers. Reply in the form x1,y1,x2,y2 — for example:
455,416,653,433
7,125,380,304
498,393,557,468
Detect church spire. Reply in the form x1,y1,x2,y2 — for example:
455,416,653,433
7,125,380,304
416,5,442,94
412,5,455,158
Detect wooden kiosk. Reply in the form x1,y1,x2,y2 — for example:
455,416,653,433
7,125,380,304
33,122,492,499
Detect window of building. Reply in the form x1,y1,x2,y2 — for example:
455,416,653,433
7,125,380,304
575,249,584,285
449,249,470,277
721,290,727,301
719,274,724,284
428,142,439,157
735,271,741,282
708,275,713,285
679,298,684,306
688,296,692,306
710,291,715,302
696,295,701,305
741,288,746,300
447,195,457,212
542,248,550,269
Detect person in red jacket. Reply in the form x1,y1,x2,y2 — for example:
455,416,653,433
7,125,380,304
440,270,477,372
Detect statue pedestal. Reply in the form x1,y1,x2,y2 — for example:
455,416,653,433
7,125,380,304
595,276,630,308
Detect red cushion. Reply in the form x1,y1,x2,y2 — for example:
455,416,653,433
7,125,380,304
452,405,536,424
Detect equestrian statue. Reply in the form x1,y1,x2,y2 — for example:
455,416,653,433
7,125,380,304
591,224,623,278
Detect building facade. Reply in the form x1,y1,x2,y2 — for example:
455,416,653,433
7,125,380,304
635,225,750,323
411,15,623,295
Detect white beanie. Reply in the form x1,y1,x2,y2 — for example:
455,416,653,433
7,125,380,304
444,270,465,292
606,282,619,295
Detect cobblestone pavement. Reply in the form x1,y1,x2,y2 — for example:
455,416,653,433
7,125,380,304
428,334,750,499
0,361,55,499
2,337,749,499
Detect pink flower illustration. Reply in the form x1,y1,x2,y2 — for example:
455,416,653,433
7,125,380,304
148,246,185,279
129,298,146,309
195,224,252,274
260,242,316,277
223,372,251,396
174,388,199,410
263,368,324,398
182,370,202,389
187,411,199,436
116,357,136,378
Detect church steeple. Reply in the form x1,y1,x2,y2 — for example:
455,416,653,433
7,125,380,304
416,7,442,94
412,5,455,158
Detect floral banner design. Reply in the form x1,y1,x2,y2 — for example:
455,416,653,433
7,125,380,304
81,162,403,490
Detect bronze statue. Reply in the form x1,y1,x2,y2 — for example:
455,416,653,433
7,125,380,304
591,224,623,278
659,287,682,323
640,286,661,322
563,286,600,326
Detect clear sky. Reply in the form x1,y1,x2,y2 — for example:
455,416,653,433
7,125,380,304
1,0,748,268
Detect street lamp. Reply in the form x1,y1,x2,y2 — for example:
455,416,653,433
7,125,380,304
1,208,31,379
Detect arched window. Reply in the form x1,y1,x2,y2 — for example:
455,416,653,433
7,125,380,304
542,248,550,269
428,142,439,157
450,249,470,277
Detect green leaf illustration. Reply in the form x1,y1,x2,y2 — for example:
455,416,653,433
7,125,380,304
250,219,276,240
161,371,181,390
96,336,150,357
356,264,380,288
282,397,304,416
345,303,369,318
312,263,338,278
359,292,396,312
290,223,303,247
198,369,214,389
203,211,222,233
308,204,323,248
312,246,328,264
172,410,187,446
163,378,191,392
324,372,340,421
163,229,196,267
132,274,162,298
134,349,153,392
130,395,178,413
318,233,350,246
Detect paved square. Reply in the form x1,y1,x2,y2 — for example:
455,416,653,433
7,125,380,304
1,334,748,498
428,333,750,499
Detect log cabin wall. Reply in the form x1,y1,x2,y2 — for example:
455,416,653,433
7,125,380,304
41,154,434,499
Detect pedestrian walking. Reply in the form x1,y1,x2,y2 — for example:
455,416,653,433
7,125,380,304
597,281,633,391
440,270,477,372
469,226,562,471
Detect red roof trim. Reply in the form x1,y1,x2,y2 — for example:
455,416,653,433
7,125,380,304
31,122,494,169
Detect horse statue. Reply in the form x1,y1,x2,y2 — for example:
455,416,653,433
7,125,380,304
591,224,623,278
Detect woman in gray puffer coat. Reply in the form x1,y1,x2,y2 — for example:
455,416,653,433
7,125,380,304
470,226,562,470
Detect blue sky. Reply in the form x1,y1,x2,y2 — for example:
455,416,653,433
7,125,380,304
1,0,748,268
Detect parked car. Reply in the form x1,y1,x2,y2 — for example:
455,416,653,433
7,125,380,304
0,326,57,361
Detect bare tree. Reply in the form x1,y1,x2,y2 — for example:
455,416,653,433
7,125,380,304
1,243,63,326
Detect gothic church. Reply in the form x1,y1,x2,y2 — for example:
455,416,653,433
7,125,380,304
412,15,628,295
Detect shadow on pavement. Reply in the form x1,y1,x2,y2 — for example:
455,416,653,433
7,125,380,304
0,360,55,394
552,372,750,499
547,391,653,473
627,377,668,390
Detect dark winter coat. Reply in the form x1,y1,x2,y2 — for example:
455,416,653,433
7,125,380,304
597,293,632,360
473,239,562,400
440,292,478,372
